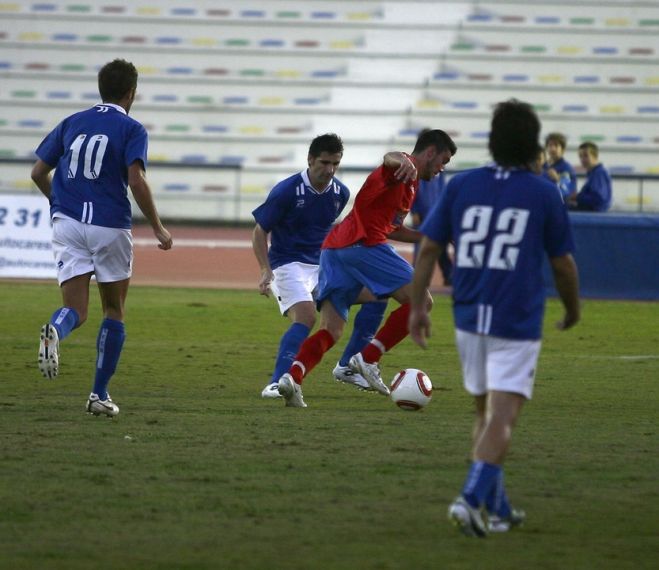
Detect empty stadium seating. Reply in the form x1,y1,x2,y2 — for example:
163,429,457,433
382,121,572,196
1,0,657,217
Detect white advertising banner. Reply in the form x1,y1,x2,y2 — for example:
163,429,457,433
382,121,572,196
0,194,56,279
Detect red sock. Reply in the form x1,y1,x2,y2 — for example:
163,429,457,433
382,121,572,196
361,303,411,363
289,329,335,384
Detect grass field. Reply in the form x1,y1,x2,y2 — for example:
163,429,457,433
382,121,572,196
1,282,657,570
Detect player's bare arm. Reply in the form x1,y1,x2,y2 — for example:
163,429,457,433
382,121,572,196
128,161,172,250
30,159,54,200
408,236,442,348
383,151,417,183
251,223,273,297
550,253,580,330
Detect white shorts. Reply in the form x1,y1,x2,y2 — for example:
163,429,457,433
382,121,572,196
52,214,133,285
455,329,542,400
270,262,319,315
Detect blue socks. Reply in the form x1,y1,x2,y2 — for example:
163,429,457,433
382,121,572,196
485,469,512,518
339,301,387,366
50,307,80,340
93,318,126,400
270,322,310,384
462,461,501,509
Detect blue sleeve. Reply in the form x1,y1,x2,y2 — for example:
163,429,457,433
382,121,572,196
125,122,149,170
252,183,293,232
35,121,65,167
419,179,454,245
577,168,611,211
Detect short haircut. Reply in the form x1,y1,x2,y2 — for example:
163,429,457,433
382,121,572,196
489,99,541,168
98,59,138,102
545,132,567,150
308,133,344,158
578,141,599,157
412,129,457,156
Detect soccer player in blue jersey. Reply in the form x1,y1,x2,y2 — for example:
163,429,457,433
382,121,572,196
252,133,387,398
31,59,172,417
409,100,580,537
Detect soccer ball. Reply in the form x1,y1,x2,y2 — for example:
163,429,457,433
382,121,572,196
390,369,433,411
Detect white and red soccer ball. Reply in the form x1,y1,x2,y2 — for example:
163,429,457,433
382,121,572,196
390,368,433,411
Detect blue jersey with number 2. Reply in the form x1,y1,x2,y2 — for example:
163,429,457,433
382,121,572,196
252,171,350,269
421,165,574,340
35,104,148,229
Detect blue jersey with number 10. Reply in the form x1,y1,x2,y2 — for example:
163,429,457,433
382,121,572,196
35,104,148,229
421,165,574,340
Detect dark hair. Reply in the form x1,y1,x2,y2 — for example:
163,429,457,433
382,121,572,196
308,133,344,158
489,99,541,168
545,132,567,150
578,141,599,157
98,59,138,102
412,129,457,156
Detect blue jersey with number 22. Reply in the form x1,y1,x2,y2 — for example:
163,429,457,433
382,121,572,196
35,103,148,229
421,165,574,340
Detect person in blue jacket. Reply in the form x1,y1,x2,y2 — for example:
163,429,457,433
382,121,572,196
542,132,577,201
568,142,612,212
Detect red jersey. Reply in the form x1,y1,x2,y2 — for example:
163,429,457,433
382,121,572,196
323,162,418,248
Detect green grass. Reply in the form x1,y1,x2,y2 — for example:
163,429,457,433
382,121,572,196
1,282,657,570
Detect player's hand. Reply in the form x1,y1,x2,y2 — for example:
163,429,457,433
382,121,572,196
408,309,431,348
155,227,173,250
394,156,417,183
258,270,273,297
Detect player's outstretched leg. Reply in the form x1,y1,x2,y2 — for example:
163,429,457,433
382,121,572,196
38,307,80,379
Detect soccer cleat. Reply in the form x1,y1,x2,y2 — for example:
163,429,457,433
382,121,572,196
487,508,526,533
348,353,390,396
261,382,283,399
448,496,488,538
86,393,120,417
332,363,373,391
277,373,307,408
38,324,60,379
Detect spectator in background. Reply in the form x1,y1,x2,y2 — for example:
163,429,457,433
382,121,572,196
411,171,453,286
543,132,577,201
568,141,612,212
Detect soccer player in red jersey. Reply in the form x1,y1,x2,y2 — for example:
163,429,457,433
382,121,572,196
277,129,457,406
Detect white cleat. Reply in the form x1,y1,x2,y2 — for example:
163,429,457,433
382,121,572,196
348,353,390,396
332,363,373,391
487,508,526,533
448,496,488,538
38,324,60,379
261,382,283,399
277,373,307,408
86,393,120,417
